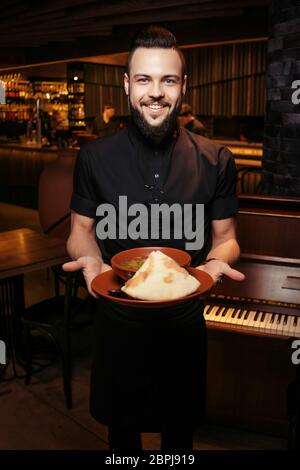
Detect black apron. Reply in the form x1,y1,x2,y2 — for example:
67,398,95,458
90,298,207,432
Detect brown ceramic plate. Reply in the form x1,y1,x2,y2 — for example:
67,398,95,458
111,246,191,280
91,267,213,309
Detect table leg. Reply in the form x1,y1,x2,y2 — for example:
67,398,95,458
0,275,26,381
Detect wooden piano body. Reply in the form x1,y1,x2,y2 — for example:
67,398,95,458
205,195,300,440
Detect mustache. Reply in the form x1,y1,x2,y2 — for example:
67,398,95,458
141,99,170,107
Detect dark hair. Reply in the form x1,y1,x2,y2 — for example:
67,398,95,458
126,26,187,77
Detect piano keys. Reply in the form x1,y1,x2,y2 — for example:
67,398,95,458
204,303,300,338
204,255,300,439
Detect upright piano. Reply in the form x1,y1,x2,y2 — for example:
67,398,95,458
205,195,300,445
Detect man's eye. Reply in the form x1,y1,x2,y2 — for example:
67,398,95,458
137,78,149,83
165,79,175,84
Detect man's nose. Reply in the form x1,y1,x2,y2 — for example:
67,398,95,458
148,81,164,99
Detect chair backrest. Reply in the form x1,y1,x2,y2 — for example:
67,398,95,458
237,166,262,194
38,148,78,240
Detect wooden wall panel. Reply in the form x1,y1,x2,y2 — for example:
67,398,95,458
84,63,127,118
84,41,267,119
184,40,267,116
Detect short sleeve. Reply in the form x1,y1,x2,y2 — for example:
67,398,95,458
210,147,239,220
70,146,98,218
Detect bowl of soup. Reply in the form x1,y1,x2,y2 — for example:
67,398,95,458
111,247,191,280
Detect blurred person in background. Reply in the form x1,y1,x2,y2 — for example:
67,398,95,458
178,103,207,136
92,103,119,139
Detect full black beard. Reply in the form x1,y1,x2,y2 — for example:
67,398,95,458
129,98,181,142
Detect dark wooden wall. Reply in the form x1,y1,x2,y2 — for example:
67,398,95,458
236,195,300,259
184,40,267,116
84,63,127,118
83,39,268,120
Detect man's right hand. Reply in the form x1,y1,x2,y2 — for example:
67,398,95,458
62,256,111,297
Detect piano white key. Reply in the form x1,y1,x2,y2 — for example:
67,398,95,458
247,310,258,328
250,310,262,330
233,309,247,327
215,306,226,321
241,309,252,327
282,315,293,336
271,313,281,334
225,308,239,328
223,308,235,325
275,314,285,335
265,313,278,334
259,312,269,331
206,305,221,322
203,304,214,319
255,311,266,330
204,304,212,317
294,316,300,338
263,313,274,333
218,307,231,323
289,316,298,337
211,306,226,323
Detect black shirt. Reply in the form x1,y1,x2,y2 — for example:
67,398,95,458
71,125,238,267
71,125,238,428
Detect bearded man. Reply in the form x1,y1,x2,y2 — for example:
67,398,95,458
63,26,244,451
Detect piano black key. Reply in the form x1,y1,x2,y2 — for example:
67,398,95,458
204,305,219,320
205,304,213,315
215,307,225,317
244,310,250,320
214,307,222,317
231,309,238,319
241,310,248,320
237,309,243,319
256,312,262,323
253,311,260,322
257,312,264,322
248,311,258,328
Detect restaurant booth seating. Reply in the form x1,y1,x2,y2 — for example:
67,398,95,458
21,147,94,409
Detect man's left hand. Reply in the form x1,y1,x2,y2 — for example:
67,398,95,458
196,259,245,284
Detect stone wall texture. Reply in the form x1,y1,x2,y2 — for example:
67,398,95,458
263,0,300,195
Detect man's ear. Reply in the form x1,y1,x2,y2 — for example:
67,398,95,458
124,73,129,96
182,74,187,96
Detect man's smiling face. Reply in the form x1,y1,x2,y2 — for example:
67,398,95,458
124,47,187,140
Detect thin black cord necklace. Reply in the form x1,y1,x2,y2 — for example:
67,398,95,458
131,127,178,206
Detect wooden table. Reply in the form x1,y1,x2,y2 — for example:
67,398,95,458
0,228,70,380
0,228,69,279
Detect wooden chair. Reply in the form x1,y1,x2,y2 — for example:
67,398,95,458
21,147,92,409
38,147,76,296
22,271,93,409
237,166,262,194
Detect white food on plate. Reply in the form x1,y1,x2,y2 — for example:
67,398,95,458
121,250,200,301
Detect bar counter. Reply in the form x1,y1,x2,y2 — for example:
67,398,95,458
213,139,263,167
